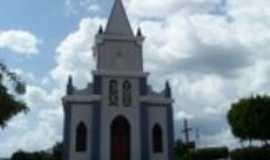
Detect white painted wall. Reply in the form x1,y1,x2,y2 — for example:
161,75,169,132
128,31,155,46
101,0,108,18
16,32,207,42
97,40,143,72
100,76,141,160
148,106,169,160
67,78,171,160
69,104,93,160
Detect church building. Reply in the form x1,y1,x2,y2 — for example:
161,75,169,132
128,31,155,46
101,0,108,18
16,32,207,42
62,0,174,160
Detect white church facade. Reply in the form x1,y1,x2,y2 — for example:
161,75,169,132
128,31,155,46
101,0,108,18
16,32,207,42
62,0,174,160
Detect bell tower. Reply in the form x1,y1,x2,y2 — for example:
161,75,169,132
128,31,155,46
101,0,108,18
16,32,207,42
93,0,144,72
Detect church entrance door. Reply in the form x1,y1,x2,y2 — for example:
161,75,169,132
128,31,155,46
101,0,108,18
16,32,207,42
111,116,130,160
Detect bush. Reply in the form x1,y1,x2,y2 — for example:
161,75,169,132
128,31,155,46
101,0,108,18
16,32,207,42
230,147,270,160
11,151,51,160
190,147,229,160
10,142,62,160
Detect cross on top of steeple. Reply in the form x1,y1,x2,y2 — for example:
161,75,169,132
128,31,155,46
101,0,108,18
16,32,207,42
105,0,134,37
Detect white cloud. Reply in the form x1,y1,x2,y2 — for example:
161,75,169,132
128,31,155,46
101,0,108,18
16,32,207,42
0,86,63,157
0,18,108,156
51,17,105,88
3,0,270,156
0,83,64,157
65,0,100,15
87,4,100,12
126,0,220,18
0,17,106,157
131,0,270,148
3,119,61,155
13,68,36,83
228,0,270,20
0,30,40,55
7,114,29,131
24,85,62,110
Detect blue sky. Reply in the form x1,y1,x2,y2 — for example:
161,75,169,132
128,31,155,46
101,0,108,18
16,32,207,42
1,0,270,157
0,0,94,78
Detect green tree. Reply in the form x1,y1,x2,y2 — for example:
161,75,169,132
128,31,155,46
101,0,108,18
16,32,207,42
0,63,28,128
11,150,51,160
10,142,63,160
52,142,63,160
174,139,186,159
227,95,270,145
11,150,28,160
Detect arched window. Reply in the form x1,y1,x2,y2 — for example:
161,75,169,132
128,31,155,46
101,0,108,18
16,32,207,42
123,80,132,107
152,124,163,153
76,122,87,152
109,80,118,106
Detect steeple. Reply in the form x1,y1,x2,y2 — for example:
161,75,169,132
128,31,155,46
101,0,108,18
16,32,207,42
105,0,134,37
66,75,74,95
165,80,172,98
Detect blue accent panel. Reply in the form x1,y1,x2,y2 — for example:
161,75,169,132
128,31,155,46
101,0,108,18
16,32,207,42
91,101,101,160
144,102,168,107
63,104,72,160
140,102,149,160
139,77,147,96
167,105,174,160
94,75,102,94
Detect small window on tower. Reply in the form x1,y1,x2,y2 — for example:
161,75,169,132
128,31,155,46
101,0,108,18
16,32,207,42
76,122,87,152
109,80,118,106
123,80,132,107
153,124,163,153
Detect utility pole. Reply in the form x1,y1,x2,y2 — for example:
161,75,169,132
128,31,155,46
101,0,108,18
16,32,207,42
195,128,200,147
182,119,192,144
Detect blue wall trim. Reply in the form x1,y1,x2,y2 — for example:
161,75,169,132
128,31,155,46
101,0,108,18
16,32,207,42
140,102,149,160
167,105,174,160
143,102,170,107
91,73,102,160
63,104,72,160
91,101,101,160
139,77,148,96
94,75,102,94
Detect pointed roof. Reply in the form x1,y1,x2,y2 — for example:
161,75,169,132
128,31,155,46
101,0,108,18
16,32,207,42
105,0,134,37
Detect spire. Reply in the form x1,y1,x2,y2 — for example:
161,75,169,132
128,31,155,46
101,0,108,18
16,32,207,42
165,80,171,98
136,27,142,37
66,75,74,95
105,0,134,37
98,25,103,34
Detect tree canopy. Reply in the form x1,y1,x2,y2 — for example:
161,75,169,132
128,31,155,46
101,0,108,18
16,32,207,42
0,63,28,128
227,95,270,143
11,142,63,160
